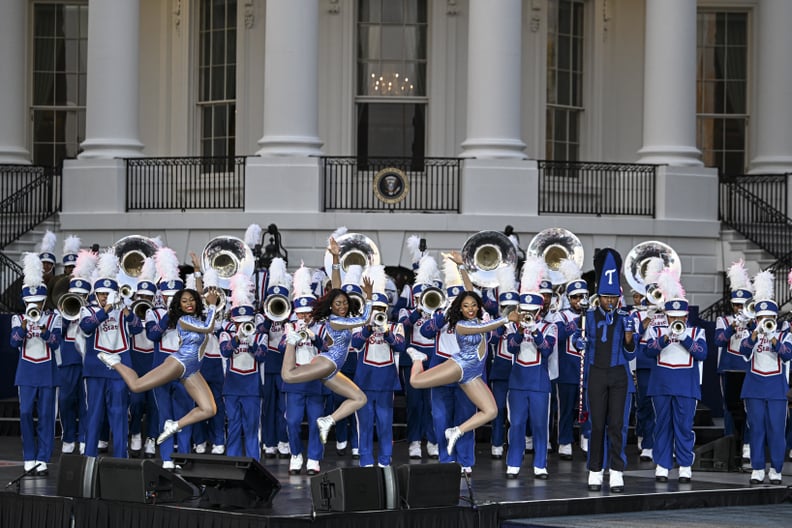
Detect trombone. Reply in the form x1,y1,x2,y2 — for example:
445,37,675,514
57,292,87,321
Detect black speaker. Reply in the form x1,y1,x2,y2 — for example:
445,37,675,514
397,463,461,508
57,454,98,498
170,453,281,509
97,458,195,504
693,434,740,472
310,466,388,512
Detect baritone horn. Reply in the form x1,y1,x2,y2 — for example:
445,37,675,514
624,241,681,297
58,293,86,321
527,228,584,285
263,293,291,322
324,232,381,278
201,236,255,290
130,298,153,320
460,230,518,288
418,286,447,313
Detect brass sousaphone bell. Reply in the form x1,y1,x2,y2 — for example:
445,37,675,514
623,241,681,298
323,232,381,279
460,230,518,288
113,235,160,288
201,236,255,290
526,228,584,285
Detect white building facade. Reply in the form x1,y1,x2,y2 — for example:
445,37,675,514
2,0,792,307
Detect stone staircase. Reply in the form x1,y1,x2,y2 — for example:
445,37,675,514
0,215,61,265
719,227,777,276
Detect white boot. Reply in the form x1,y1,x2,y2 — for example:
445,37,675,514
587,470,603,491
289,453,303,475
750,469,765,484
408,441,422,459
768,468,783,484
609,470,624,492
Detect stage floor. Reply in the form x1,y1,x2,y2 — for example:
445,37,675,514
1,434,791,527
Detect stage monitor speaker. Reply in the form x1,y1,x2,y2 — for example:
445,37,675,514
57,454,98,498
170,453,281,509
97,458,195,504
692,433,740,472
397,462,461,509
310,466,389,512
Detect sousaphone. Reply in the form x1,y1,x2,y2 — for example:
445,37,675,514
201,236,255,290
461,230,518,288
323,232,381,278
623,241,681,295
526,228,584,285
113,235,160,288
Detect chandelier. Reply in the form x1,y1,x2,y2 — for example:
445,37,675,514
370,72,415,96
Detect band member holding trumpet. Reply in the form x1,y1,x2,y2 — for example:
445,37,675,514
11,253,62,476
505,256,557,480
644,271,707,484
574,248,636,493
351,265,405,468
281,236,374,446
407,251,522,465
219,273,264,461
738,270,792,485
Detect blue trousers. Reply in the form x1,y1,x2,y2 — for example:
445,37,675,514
634,369,655,449
18,385,56,463
745,397,787,472
261,373,288,448
57,365,84,444
83,377,129,458
285,392,324,461
507,389,550,470
225,394,262,460
400,366,436,444
490,379,509,447
652,394,697,469
431,385,476,467
357,389,395,466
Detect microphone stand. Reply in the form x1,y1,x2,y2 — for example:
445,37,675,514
5,463,42,493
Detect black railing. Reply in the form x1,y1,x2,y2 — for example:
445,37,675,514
125,157,246,211
721,173,788,215
538,161,657,217
0,252,23,314
0,165,61,249
720,175,792,259
321,157,461,212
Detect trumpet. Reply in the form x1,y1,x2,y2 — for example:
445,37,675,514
130,298,153,320
263,293,291,322
418,286,447,313
742,300,756,320
25,304,42,323
759,318,777,335
119,283,134,300
669,320,687,337
58,292,86,321
238,320,256,338
371,311,388,328
518,311,536,329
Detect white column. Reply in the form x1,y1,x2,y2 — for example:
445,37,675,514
256,0,322,157
749,0,792,174
0,0,30,164
78,0,143,159
636,0,701,166
460,0,526,159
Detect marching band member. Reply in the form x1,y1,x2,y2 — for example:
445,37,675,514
38,230,58,301
127,257,159,457
259,257,292,459
61,234,80,277
644,271,707,484
398,243,441,460
738,271,792,485
219,273,263,460
351,265,405,468
715,260,753,462
56,248,94,455
505,256,557,479
11,253,62,475
408,251,521,476
282,265,326,475
80,249,143,458
281,236,373,446
487,266,519,461
576,248,636,493
552,259,590,460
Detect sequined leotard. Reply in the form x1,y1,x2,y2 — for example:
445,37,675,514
172,305,218,379
320,302,372,379
453,316,507,384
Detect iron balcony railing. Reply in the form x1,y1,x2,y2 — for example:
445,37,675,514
125,157,246,211
538,160,657,217
0,251,24,314
321,157,461,212
0,164,61,249
719,174,792,259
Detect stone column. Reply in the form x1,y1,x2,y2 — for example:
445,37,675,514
636,0,701,166
78,0,143,158
0,0,30,164
460,0,526,159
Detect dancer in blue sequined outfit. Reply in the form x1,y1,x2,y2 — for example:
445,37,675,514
100,287,221,445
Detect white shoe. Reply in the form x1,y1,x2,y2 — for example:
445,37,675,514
409,441,422,459
750,469,765,484
406,347,427,363
97,440,109,450
130,434,142,452
588,470,603,490
445,426,462,456
742,444,751,460
491,445,504,458
35,462,49,476
62,441,76,454
79,442,86,455
306,459,320,475
525,436,534,452
506,466,520,478
534,467,549,479
336,440,348,452
194,442,207,454
460,466,472,476
679,466,692,482
580,436,589,453
97,351,120,368
263,446,277,457
655,465,669,481
289,454,303,474
768,468,783,484
558,444,572,459
317,416,335,444
377,463,390,468
157,419,181,445
640,448,653,461
144,438,156,457
427,442,439,458
351,448,359,457
24,461,36,472
162,460,176,470
609,470,624,491
277,441,291,456
211,444,225,455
